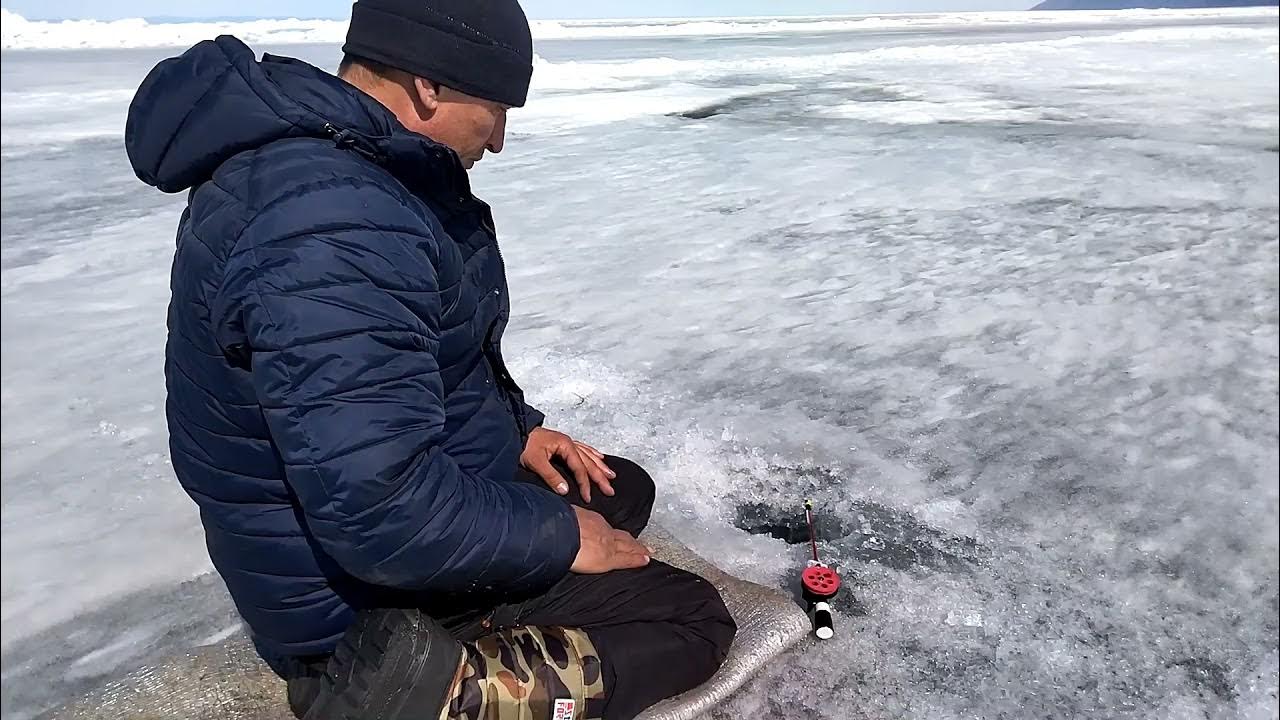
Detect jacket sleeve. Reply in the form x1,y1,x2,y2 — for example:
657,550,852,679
214,181,579,594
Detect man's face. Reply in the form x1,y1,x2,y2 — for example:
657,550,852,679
415,85,509,169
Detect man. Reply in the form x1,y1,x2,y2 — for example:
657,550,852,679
124,1,735,718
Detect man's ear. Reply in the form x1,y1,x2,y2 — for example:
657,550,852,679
412,77,441,118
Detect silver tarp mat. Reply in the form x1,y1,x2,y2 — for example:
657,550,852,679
50,525,810,720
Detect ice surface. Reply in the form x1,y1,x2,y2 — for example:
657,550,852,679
2,9,1278,720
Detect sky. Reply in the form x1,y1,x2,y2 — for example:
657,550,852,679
2,0,1033,21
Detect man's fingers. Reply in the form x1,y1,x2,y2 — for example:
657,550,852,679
610,532,651,568
612,552,651,570
611,531,648,555
579,448,616,497
560,442,594,502
532,456,569,495
572,441,616,495
578,444,617,480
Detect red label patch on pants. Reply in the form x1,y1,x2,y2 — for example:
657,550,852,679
552,698,576,720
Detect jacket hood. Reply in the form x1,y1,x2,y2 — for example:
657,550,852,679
126,36,457,194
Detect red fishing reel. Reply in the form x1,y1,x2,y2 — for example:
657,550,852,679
801,564,841,602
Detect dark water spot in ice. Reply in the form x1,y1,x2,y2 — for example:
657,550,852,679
735,501,855,544
843,501,984,573
733,494,983,575
1171,657,1236,702
671,81,902,122
675,103,732,120
673,94,770,120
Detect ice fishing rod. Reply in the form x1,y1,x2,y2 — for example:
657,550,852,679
800,500,841,640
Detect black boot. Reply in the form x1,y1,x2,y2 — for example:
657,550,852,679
293,608,465,720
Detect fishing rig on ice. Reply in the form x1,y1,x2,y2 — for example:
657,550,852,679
799,499,842,639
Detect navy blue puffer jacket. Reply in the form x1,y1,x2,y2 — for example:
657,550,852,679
125,36,580,663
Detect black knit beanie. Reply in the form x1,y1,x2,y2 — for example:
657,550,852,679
343,0,534,108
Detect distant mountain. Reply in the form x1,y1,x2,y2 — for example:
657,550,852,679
1033,0,1277,8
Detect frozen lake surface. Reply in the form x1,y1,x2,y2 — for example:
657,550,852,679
2,8,1278,719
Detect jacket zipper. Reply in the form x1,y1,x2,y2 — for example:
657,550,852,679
476,204,532,441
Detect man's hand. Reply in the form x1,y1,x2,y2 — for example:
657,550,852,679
521,427,616,502
570,506,650,574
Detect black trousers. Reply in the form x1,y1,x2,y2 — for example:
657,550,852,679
290,456,736,720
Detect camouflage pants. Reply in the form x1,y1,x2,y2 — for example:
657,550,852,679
445,626,607,720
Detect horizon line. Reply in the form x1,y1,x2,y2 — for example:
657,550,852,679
2,7,1040,23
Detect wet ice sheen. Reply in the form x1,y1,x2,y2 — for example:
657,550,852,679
2,9,1278,720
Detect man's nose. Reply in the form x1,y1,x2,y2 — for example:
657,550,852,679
486,114,506,154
